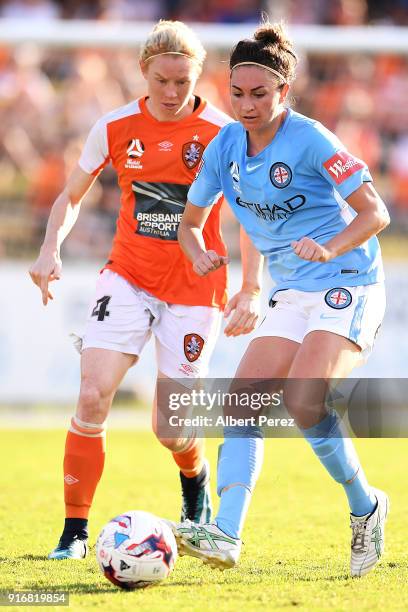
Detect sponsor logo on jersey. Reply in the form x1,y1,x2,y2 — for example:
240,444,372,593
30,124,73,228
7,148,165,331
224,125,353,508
323,151,364,185
184,333,205,362
236,194,306,221
182,141,205,169
132,181,189,240
158,140,173,151
127,139,144,157
324,288,353,309
270,162,292,188
125,138,145,169
229,161,240,182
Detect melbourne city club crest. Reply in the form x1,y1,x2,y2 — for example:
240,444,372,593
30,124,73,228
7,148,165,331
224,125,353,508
270,162,292,188
184,334,205,362
182,142,205,169
324,288,353,309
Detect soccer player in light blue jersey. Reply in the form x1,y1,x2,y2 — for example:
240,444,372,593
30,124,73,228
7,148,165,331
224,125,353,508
172,21,390,578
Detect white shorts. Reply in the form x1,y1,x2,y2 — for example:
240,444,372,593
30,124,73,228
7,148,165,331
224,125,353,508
252,283,386,362
80,270,222,379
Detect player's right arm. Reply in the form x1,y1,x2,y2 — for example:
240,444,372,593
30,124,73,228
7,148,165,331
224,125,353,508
178,200,229,276
179,133,228,275
29,165,96,305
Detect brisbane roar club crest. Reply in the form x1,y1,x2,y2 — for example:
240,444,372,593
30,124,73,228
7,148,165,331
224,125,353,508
182,141,205,169
184,333,205,362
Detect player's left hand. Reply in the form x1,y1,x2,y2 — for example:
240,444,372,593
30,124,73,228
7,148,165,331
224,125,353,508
291,237,333,262
223,290,261,337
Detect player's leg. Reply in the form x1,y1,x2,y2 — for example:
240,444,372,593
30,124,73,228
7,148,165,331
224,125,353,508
173,336,301,569
152,373,210,524
153,304,222,524
285,283,387,576
170,295,304,567
214,296,306,544
284,330,377,510
210,295,304,551
215,336,299,540
49,348,137,560
49,270,153,559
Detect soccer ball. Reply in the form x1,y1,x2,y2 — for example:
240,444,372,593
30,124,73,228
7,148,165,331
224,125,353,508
96,510,178,590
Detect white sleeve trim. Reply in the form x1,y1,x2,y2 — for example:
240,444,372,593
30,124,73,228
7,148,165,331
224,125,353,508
78,100,141,175
198,101,233,128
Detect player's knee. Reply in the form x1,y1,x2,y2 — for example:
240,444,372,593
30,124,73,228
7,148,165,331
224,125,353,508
154,432,188,453
282,387,323,424
77,379,109,422
282,387,303,420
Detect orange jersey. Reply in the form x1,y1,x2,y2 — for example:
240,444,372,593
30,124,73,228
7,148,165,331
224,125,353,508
78,96,232,308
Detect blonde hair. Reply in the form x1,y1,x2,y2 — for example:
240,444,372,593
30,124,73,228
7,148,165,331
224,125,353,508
140,20,206,72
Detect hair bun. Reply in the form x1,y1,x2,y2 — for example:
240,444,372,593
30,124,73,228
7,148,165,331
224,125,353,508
254,23,292,49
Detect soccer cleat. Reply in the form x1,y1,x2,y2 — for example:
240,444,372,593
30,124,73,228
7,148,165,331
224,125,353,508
180,459,212,524
171,520,241,570
48,535,88,560
350,488,389,577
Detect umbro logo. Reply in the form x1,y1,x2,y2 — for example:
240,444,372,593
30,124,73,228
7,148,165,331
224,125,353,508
64,474,79,485
158,140,173,151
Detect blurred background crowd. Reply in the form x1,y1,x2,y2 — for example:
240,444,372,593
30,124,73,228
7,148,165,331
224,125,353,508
0,0,408,260
1,0,408,24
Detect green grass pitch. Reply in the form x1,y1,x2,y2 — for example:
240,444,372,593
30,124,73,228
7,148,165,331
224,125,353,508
1,429,408,611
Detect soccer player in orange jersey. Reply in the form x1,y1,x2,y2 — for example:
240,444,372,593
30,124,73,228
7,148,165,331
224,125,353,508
29,20,263,559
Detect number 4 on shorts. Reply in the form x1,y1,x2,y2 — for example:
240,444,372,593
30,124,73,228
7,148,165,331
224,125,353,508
92,295,111,321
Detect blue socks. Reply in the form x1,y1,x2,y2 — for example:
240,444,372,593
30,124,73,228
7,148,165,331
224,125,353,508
215,485,252,539
214,408,376,540
302,410,376,516
215,430,264,538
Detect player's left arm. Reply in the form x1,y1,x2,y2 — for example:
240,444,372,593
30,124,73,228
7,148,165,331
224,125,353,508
293,127,390,262
292,183,389,261
292,186,390,263
224,229,264,337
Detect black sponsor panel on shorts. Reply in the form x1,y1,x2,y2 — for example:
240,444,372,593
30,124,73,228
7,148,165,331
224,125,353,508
132,181,190,241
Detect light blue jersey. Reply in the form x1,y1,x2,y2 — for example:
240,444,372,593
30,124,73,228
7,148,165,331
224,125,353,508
188,108,384,298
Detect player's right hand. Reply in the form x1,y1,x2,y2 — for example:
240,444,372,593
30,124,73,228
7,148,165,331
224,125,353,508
192,250,229,276
29,249,62,306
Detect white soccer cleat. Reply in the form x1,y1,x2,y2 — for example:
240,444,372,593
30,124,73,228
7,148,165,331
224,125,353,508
350,488,389,578
170,520,241,570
